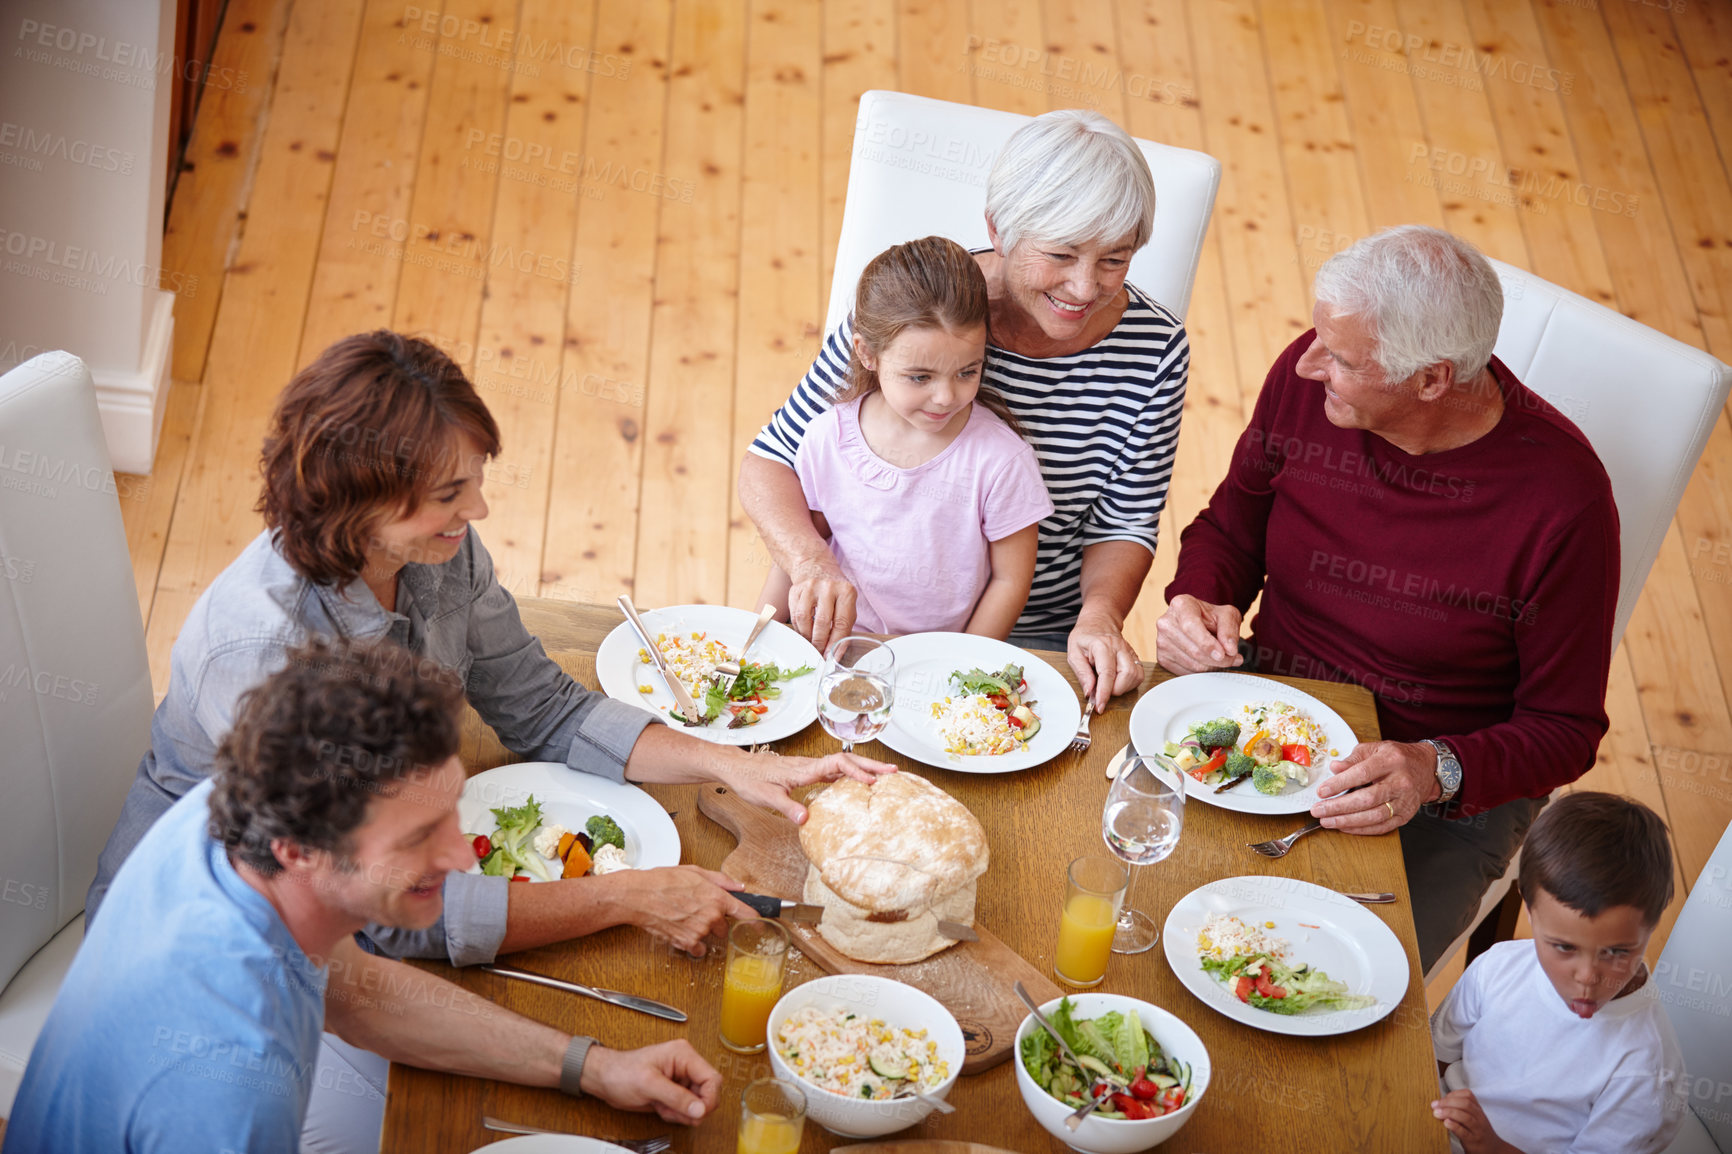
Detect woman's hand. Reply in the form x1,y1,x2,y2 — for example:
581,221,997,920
1431,1089,1522,1154
1068,608,1146,713
1312,742,1442,834
722,750,897,823
603,866,757,957
581,1040,723,1125
787,554,858,655
1154,595,1246,674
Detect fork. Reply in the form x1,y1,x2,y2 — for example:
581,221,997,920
1068,703,1094,754
1248,820,1325,858
482,1116,670,1153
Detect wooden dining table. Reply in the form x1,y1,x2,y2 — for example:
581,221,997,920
380,599,1450,1153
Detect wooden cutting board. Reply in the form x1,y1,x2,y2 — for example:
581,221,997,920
700,783,1062,1075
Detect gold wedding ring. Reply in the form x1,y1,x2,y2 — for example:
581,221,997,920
1384,800,1396,819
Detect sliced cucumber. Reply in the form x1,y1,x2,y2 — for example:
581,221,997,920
1013,705,1041,739
868,1053,910,1079
1150,1073,1178,1089
1076,1054,1117,1081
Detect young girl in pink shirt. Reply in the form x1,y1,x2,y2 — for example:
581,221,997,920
760,236,1053,637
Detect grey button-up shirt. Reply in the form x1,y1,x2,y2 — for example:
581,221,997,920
87,530,659,965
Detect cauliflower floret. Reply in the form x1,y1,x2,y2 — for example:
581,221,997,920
531,823,570,860
590,843,630,874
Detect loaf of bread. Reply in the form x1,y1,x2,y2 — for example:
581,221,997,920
798,772,989,964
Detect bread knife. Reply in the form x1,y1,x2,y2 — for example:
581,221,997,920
736,892,978,941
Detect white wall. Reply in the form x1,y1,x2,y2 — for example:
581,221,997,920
0,0,182,473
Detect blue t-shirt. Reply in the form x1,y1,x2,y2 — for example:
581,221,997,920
4,780,328,1152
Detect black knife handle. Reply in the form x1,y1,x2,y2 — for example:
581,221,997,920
736,892,784,919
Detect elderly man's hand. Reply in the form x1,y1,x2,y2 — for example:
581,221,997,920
722,750,897,824
1154,595,1246,674
1312,741,1441,834
1068,608,1146,713
787,555,858,655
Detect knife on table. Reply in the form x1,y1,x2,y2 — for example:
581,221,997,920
617,594,708,726
481,964,687,1022
736,892,979,942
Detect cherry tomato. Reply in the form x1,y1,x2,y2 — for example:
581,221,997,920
1158,1087,1186,1112
509,874,530,883
1111,1093,1153,1120
1234,975,1255,1002
1007,714,1025,729
1128,1069,1160,1100
986,693,1011,710
471,834,492,859
1253,972,1287,999
1281,744,1312,766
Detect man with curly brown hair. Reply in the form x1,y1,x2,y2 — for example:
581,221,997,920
3,640,722,1154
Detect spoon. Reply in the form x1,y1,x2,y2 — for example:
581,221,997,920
714,603,778,677
891,1081,956,1114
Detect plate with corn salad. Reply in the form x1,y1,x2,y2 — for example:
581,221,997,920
596,605,822,745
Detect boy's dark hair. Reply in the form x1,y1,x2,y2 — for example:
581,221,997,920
1518,792,1673,926
208,638,465,875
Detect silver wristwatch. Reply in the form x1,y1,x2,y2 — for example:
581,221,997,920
1423,739,1462,804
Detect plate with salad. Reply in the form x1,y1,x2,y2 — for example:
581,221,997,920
877,633,1082,773
1126,672,1357,814
1161,875,1408,1037
457,762,679,882
595,604,822,745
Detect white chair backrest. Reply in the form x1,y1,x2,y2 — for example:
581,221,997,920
825,90,1223,333
1488,260,1732,651
1656,820,1732,1151
0,352,151,992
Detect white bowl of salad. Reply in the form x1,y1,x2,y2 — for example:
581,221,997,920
766,975,965,1138
1014,993,1210,1153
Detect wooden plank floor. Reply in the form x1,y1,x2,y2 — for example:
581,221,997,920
125,0,1732,991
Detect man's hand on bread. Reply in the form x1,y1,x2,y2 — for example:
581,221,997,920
723,751,897,824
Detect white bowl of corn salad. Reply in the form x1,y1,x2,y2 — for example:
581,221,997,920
767,975,965,1137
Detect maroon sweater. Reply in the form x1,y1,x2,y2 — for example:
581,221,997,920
1167,333,1618,814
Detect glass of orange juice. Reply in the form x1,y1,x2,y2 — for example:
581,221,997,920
1054,855,1128,987
738,1077,805,1154
720,919,791,1053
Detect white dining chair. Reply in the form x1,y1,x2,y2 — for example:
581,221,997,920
1657,819,1732,1153
823,90,1222,332
0,352,153,1117
1423,264,1732,987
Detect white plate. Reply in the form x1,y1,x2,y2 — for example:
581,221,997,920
1162,875,1410,1037
595,605,822,745
1128,673,1359,815
876,633,1082,774
458,762,680,881
470,1137,634,1153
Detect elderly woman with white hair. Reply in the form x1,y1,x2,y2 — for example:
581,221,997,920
1159,225,1619,971
740,109,1185,710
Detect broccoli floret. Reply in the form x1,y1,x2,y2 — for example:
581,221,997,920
1224,750,1255,778
1191,718,1241,750
1252,762,1288,795
585,814,625,852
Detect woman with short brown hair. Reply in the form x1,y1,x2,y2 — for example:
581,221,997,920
92,331,889,961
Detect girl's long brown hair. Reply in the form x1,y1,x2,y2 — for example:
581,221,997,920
839,236,1022,435
256,331,501,587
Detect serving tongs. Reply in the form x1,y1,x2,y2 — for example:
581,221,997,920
617,594,707,726
1013,980,1124,1130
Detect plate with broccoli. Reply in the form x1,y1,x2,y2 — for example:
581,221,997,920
1126,673,1358,815
457,762,680,882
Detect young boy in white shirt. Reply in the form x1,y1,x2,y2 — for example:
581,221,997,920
1430,791,1688,1153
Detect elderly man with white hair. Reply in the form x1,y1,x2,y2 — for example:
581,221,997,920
1158,225,1618,971
741,109,1188,712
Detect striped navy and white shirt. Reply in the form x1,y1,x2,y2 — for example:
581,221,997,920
749,282,1190,634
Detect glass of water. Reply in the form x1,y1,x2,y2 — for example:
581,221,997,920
1101,752,1185,954
816,636,894,752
